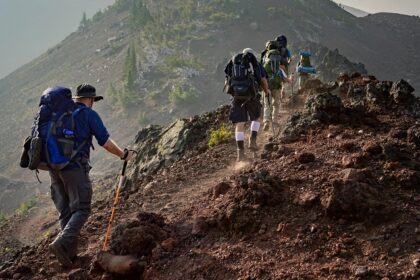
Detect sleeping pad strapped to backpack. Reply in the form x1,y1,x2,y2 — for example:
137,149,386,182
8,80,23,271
297,51,316,74
20,86,87,171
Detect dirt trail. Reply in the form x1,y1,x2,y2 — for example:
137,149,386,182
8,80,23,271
15,204,57,245
140,146,253,222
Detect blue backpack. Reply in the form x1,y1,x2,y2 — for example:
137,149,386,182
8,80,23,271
20,86,87,171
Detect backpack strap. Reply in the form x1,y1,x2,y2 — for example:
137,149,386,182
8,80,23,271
69,107,89,162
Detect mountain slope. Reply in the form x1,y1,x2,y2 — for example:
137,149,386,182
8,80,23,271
0,0,419,210
0,74,419,279
339,4,370,17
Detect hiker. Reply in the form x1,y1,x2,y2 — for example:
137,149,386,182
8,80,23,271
275,35,292,100
297,51,316,90
261,39,293,131
44,84,134,267
224,48,270,161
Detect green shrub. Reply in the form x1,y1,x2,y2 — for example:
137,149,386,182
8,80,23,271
165,53,204,70
138,111,149,125
15,199,36,215
208,124,233,148
0,212,6,224
168,85,198,106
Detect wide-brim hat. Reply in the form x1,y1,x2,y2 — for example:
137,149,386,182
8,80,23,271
73,83,104,102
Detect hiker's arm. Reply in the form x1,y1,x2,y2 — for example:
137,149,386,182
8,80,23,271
261,78,271,97
102,139,133,161
88,111,132,161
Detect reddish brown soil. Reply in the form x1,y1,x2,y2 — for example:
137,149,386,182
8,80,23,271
0,76,419,280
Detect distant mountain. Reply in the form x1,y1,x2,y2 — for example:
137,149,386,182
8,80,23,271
0,0,419,212
339,4,370,17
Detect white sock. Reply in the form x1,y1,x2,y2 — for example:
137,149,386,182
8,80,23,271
235,131,245,141
251,121,260,132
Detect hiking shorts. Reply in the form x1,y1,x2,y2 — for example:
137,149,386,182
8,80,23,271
229,96,262,123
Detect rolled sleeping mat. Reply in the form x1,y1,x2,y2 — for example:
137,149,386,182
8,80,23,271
297,66,316,74
299,51,312,57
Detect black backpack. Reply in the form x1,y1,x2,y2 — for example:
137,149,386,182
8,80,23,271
278,46,290,66
227,54,256,100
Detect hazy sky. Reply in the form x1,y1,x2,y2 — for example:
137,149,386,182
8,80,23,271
335,0,420,15
0,0,115,79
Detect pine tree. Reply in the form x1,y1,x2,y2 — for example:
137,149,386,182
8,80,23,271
130,0,152,28
79,12,88,31
122,44,138,104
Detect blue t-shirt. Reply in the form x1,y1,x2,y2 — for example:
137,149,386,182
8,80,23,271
72,102,110,162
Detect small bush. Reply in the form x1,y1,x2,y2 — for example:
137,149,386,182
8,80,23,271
169,85,198,106
208,124,233,148
15,199,36,215
138,111,149,125
166,53,203,70
0,212,6,224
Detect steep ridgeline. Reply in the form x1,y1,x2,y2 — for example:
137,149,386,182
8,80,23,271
0,0,419,208
0,73,419,279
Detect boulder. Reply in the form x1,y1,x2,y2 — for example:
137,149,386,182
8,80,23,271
297,152,316,164
109,213,168,256
305,92,343,123
382,143,411,162
363,142,383,155
97,252,143,276
68,269,87,280
322,180,383,220
407,125,420,148
390,80,415,104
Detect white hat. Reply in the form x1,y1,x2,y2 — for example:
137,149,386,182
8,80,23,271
242,48,258,57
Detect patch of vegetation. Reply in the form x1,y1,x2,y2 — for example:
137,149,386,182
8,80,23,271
208,123,233,148
146,89,162,101
138,111,149,125
166,52,204,70
1,247,11,254
15,199,36,215
0,212,7,224
168,85,198,106
129,0,153,29
92,9,105,22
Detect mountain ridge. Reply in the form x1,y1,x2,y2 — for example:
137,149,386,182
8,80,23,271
0,72,419,279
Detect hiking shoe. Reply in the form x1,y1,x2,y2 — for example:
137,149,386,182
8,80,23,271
237,149,245,162
248,137,258,151
49,241,73,267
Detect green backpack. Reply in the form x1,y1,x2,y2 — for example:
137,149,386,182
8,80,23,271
263,49,283,90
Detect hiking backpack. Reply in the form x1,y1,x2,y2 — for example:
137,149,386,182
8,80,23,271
20,86,87,171
227,53,257,100
297,51,316,74
263,49,286,89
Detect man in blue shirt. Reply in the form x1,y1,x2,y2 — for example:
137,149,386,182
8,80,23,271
48,83,133,267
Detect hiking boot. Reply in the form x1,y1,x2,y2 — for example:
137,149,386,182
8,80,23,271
248,137,258,151
237,148,245,162
49,241,73,267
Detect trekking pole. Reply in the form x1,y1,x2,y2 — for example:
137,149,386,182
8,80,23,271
102,159,128,251
291,72,295,97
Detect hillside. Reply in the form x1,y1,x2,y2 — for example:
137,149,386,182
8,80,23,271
0,0,419,211
339,4,370,17
0,74,419,279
